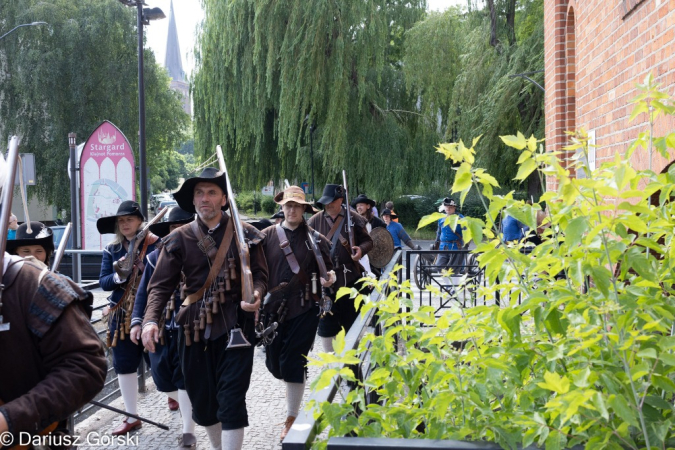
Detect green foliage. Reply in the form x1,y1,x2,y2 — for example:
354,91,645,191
403,0,544,191
235,191,262,215
261,196,276,215
0,0,189,213
309,78,675,449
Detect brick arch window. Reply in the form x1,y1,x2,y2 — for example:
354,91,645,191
565,6,576,133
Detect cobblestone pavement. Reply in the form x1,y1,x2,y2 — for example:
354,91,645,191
77,290,323,450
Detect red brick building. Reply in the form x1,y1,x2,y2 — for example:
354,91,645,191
544,0,675,189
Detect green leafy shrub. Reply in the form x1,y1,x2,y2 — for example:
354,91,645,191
395,196,437,228
309,76,675,450
235,191,260,214
261,195,277,215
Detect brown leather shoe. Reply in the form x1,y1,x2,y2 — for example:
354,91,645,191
280,416,296,442
111,418,142,436
168,396,179,411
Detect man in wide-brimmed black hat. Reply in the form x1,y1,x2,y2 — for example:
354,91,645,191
141,167,269,450
308,183,373,354
129,206,197,448
260,186,335,441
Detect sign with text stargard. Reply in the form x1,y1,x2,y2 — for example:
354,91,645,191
79,121,136,249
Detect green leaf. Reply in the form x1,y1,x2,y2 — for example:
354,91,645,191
565,217,588,248
652,375,675,393
592,392,609,421
514,158,537,181
537,371,570,394
608,395,639,427
452,163,473,193
417,212,446,230
636,348,657,359
500,132,527,150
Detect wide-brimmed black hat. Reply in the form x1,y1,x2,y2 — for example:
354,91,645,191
271,210,284,220
149,206,194,238
6,221,54,254
96,200,145,235
351,194,375,208
316,184,345,207
443,197,457,207
173,167,228,214
381,208,398,219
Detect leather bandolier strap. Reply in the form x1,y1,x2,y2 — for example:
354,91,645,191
183,218,234,307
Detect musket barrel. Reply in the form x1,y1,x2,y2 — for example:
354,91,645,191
51,222,72,272
341,170,356,254
216,146,256,304
0,137,22,263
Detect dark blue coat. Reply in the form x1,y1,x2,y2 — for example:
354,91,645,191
99,238,158,306
131,247,180,330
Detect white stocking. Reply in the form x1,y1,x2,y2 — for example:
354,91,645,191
321,336,334,353
178,389,196,434
221,428,244,450
117,373,138,424
286,381,305,418
205,422,222,450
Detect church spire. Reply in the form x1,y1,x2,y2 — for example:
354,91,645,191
164,0,190,114
164,0,184,83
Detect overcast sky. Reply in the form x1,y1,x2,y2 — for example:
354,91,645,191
145,0,467,77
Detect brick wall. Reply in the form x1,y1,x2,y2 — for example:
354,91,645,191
545,0,675,190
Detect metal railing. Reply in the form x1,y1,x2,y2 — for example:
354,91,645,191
283,250,403,449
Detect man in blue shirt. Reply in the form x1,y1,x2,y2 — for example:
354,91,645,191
381,209,420,251
501,212,529,243
435,198,465,273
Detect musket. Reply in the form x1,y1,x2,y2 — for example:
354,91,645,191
341,170,357,256
51,222,71,272
88,400,169,430
216,145,255,304
0,137,22,332
112,207,168,280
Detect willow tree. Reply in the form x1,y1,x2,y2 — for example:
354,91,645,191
403,0,545,193
0,0,189,213
193,0,453,199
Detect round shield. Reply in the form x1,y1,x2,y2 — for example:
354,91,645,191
368,227,395,268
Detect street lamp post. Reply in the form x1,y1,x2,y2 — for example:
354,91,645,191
0,22,47,42
118,0,165,217
68,133,80,282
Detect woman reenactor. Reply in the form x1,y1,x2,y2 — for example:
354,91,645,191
6,221,54,266
98,200,158,435
130,206,198,448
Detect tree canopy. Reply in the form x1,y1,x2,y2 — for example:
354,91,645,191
193,0,545,200
0,0,190,215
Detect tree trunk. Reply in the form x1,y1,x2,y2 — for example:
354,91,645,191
505,0,516,46
487,0,499,47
